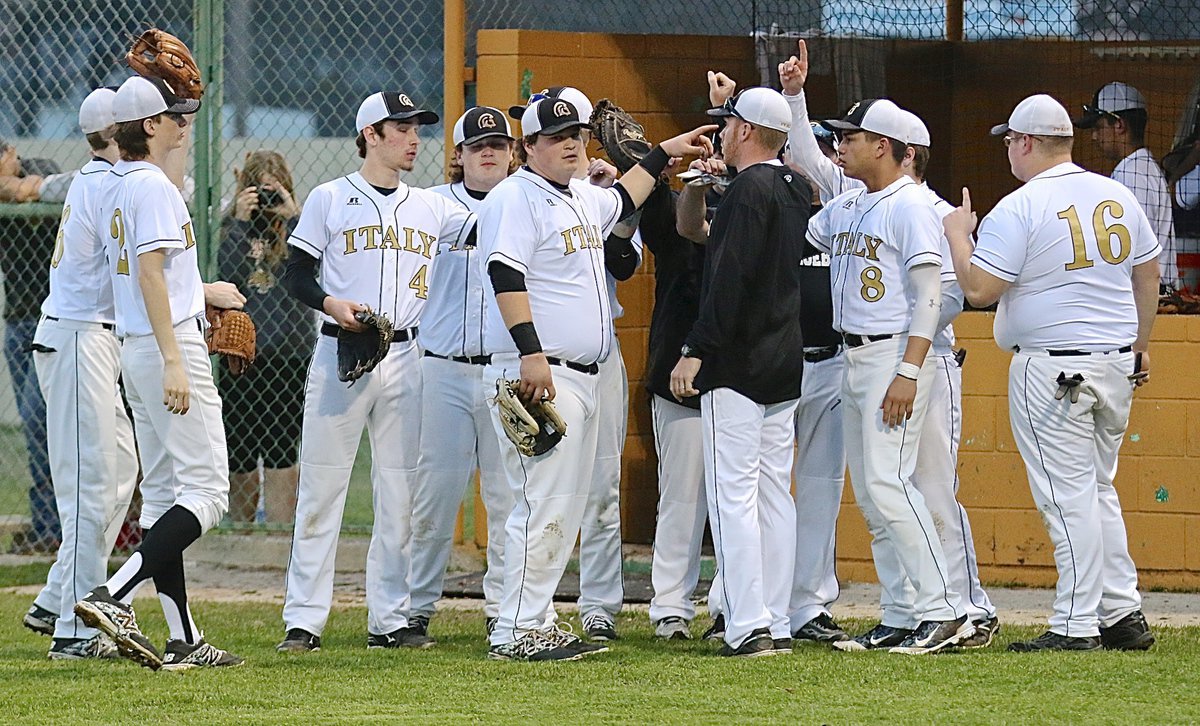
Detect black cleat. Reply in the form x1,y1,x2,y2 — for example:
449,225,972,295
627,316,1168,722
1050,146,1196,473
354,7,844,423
1008,631,1102,652
701,614,726,641
833,622,914,652
718,628,778,658
582,612,618,641
889,616,974,655
1100,611,1155,651
23,603,56,636
792,613,850,644
276,628,321,653
368,624,436,650
74,586,161,670
958,615,1001,649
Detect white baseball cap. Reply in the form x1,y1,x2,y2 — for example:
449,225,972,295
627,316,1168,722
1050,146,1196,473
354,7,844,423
902,109,931,147
453,106,513,146
520,98,590,136
355,92,439,133
508,86,594,122
824,98,908,141
706,87,791,133
112,76,200,123
990,94,1074,137
1074,82,1147,129
79,87,117,134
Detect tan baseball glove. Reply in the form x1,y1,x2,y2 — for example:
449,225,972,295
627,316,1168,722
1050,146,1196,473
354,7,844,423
126,28,204,100
205,306,256,376
494,379,567,457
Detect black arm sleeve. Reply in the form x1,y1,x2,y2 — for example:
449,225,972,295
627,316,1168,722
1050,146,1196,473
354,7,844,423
604,233,638,281
488,260,527,293
281,246,330,312
613,183,636,221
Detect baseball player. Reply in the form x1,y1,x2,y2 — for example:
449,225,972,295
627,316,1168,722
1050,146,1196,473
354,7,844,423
1074,82,1177,290
20,88,139,661
277,92,474,653
408,106,515,638
804,97,972,655
73,75,245,671
945,94,1159,652
479,97,712,661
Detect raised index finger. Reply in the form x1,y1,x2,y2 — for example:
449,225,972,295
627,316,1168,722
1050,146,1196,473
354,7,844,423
961,186,972,213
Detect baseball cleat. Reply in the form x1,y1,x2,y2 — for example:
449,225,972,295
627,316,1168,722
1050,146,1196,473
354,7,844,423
409,614,430,637
717,628,778,658
582,612,618,641
1008,631,1102,652
487,626,607,662
701,614,726,641
74,586,162,670
889,616,974,655
654,617,692,640
161,639,245,671
276,628,321,653
1100,611,1155,651
485,617,498,637
958,615,1001,649
48,634,119,660
22,603,56,636
832,623,914,652
367,624,436,650
792,613,851,644
772,637,794,654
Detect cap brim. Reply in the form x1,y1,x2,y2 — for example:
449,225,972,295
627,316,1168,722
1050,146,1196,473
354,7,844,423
823,119,862,131
535,120,590,136
385,109,440,125
705,107,735,118
507,105,526,120
989,122,1009,136
1072,111,1102,129
461,131,514,145
166,98,201,115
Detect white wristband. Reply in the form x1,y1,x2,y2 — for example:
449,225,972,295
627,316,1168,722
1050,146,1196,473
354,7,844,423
896,362,920,381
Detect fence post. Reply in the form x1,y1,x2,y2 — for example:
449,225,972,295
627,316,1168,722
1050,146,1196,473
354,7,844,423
445,0,466,176
946,0,964,42
193,0,225,278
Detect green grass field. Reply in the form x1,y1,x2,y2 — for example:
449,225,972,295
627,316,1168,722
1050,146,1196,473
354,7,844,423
3,589,1199,724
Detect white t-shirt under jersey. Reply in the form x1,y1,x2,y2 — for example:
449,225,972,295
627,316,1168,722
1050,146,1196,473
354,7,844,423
479,167,624,364
42,158,117,324
288,172,475,331
807,175,943,336
99,160,204,338
972,162,1160,352
423,181,488,357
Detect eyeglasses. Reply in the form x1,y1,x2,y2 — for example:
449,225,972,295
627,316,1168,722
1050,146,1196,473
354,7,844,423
1004,133,1046,148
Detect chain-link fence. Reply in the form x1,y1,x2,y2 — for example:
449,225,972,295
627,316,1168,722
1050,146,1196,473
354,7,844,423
1,0,1198,551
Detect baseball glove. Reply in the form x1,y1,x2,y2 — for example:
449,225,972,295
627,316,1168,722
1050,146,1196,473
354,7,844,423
494,379,568,457
337,308,394,383
205,306,256,376
590,99,652,173
126,28,204,100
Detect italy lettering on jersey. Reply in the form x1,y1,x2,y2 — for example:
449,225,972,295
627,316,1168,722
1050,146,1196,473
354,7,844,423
479,167,624,364
288,172,474,330
42,158,117,324
806,175,942,336
972,162,1160,352
98,160,204,338
423,182,487,357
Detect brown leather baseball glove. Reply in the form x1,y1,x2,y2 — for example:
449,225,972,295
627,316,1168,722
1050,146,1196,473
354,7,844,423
590,99,652,173
205,306,256,376
126,28,204,100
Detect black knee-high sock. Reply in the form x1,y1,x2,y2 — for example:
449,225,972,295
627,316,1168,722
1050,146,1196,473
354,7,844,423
111,506,203,601
154,554,198,644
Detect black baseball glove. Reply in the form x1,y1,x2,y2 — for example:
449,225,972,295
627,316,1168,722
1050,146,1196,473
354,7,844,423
337,308,394,383
590,99,653,173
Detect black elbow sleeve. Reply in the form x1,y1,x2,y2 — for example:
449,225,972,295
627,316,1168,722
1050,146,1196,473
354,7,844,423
488,260,527,293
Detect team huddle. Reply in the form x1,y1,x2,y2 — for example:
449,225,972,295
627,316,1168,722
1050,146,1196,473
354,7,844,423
18,35,1162,665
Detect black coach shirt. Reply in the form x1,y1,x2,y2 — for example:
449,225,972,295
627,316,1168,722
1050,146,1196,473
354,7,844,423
685,161,810,404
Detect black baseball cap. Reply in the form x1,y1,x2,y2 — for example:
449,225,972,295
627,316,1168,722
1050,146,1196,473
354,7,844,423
520,98,589,136
356,91,439,132
453,106,513,145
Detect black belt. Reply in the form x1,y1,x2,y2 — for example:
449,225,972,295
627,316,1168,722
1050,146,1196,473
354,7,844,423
46,315,114,331
322,322,417,342
1014,345,1132,357
546,356,599,375
803,345,841,363
842,333,895,348
424,351,491,366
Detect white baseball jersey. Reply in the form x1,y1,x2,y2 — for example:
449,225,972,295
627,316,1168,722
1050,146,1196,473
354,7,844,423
807,176,943,335
1112,148,1175,282
42,159,116,324
924,183,960,355
479,167,625,363
972,162,1160,351
423,182,487,356
98,160,204,337
288,172,474,330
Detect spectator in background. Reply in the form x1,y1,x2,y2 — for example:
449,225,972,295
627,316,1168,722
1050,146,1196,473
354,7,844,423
0,147,60,553
217,151,310,523
1075,82,1177,291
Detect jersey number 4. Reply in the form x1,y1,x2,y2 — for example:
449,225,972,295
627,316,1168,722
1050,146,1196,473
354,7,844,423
409,265,428,299
1059,200,1131,271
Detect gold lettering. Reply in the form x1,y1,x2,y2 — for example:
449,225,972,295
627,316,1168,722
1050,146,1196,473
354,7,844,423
342,229,357,254
183,221,196,249
419,231,437,258
402,227,422,254
863,235,884,262
360,225,381,250
561,227,578,255
381,225,401,250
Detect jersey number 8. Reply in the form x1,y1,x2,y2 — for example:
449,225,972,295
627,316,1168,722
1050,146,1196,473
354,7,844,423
860,265,885,302
1059,200,1131,271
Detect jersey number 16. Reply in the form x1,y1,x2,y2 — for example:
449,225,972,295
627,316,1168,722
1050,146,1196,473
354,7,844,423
1059,200,1131,271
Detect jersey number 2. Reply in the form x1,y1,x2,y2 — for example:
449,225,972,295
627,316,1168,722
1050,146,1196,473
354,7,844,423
111,209,130,275
50,205,71,269
1059,201,1131,271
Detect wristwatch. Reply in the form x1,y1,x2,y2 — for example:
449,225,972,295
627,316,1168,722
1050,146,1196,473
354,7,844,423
681,343,701,359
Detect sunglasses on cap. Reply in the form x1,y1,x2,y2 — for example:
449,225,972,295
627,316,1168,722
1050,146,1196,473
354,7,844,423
1082,104,1121,122
720,94,746,122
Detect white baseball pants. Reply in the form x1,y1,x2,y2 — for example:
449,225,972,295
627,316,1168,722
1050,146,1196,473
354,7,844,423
788,352,846,631
1009,349,1142,636
32,317,138,639
702,387,798,648
284,336,422,637
409,355,509,620
486,356,600,646
647,394,707,623
843,335,963,625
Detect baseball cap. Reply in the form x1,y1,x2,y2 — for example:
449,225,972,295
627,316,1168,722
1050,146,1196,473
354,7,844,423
810,120,837,148
823,98,908,141
453,106,513,146
706,87,791,133
990,94,1074,137
902,110,931,147
520,98,590,136
508,86,593,122
112,76,200,123
355,92,439,133
79,87,118,133
1074,82,1147,128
